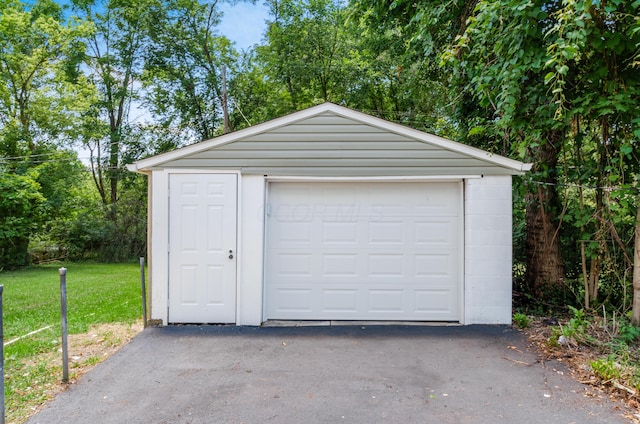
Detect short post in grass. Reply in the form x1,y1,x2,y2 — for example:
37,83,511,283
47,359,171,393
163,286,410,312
140,257,147,328
59,268,69,384
1,285,5,424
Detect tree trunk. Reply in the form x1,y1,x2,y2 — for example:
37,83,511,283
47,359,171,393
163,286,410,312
632,199,640,326
524,134,565,296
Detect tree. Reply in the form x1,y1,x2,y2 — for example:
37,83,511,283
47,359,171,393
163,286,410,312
346,0,640,308
228,50,296,129
256,0,350,109
542,0,640,308
344,0,458,135
0,0,93,265
0,171,46,268
71,0,153,210
442,0,572,296
0,0,91,158
143,0,237,140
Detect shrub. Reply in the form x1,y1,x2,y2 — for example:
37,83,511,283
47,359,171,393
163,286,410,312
513,313,530,329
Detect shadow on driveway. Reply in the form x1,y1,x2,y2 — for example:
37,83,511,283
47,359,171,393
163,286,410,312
27,325,628,424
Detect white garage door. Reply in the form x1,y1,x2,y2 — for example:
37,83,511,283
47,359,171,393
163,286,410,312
265,181,462,321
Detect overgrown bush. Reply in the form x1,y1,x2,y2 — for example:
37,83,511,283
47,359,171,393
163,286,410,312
0,172,46,269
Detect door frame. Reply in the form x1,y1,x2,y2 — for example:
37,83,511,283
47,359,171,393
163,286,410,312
161,170,240,324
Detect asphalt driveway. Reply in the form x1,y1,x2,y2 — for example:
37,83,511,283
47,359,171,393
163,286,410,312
27,324,630,424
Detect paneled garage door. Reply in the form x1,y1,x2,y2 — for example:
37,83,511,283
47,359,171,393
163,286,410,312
265,181,462,321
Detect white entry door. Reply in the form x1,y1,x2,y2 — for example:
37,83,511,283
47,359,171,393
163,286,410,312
265,181,462,321
168,173,237,323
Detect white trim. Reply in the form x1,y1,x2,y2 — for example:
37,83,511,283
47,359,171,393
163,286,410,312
149,169,169,325
235,173,242,325
128,103,532,174
164,168,241,175
265,175,481,183
262,180,272,324
458,180,465,324
237,174,266,325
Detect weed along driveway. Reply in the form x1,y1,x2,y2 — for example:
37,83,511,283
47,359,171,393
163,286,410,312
27,325,628,424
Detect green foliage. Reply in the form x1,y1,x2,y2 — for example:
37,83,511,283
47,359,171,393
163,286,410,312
143,0,236,140
0,172,46,269
252,0,349,110
42,173,147,262
618,324,640,345
95,179,147,262
513,313,531,329
0,0,93,156
364,0,640,303
549,306,594,347
590,357,622,381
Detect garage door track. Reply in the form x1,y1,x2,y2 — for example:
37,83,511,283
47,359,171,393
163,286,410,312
27,325,630,424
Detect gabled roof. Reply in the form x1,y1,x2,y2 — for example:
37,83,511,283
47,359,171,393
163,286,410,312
127,102,532,176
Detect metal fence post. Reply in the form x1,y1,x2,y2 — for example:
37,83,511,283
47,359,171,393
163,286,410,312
1,285,5,424
140,257,147,328
59,268,69,384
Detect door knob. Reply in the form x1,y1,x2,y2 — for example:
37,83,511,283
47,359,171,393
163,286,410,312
229,249,234,259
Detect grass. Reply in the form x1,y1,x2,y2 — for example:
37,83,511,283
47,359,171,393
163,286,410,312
0,262,144,423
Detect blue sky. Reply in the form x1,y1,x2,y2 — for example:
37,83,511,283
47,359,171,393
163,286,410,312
218,2,270,51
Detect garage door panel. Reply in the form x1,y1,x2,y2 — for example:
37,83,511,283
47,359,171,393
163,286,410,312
322,289,358,312
414,253,457,278
277,253,313,276
322,222,358,244
322,253,358,277
368,221,404,244
414,289,456,313
369,289,404,312
273,221,312,244
414,219,458,246
368,254,404,276
266,182,461,321
274,288,313,312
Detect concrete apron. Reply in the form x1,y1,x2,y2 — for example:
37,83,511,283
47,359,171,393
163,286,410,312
27,325,628,424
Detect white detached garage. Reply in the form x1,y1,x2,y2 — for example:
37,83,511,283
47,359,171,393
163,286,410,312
128,103,531,326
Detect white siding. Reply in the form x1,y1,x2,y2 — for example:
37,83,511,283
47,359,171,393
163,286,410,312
463,176,513,324
237,175,266,325
149,169,169,324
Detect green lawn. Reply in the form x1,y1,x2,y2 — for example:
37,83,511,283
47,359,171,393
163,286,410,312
0,262,145,423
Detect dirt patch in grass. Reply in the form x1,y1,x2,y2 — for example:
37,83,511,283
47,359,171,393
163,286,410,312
14,321,143,424
521,318,640,423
